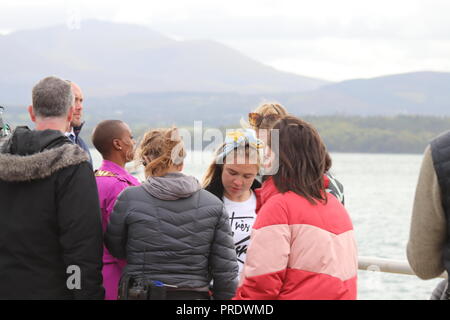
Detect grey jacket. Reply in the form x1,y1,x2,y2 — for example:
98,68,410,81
105,172,239,300
407,146,447,280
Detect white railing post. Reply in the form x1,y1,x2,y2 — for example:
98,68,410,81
358,256,447,279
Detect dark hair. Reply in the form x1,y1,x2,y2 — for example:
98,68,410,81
270,116,331,205
91,119,126,157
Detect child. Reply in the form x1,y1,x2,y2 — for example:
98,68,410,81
203,129,263,275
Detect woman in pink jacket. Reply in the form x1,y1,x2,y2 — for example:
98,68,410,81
234,116,358,300
92,120,141,300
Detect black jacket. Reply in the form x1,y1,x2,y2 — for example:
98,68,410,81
0,126,104,300
105,172,239,300
72,122,92,165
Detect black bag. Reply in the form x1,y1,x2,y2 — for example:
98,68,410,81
118,275,167,300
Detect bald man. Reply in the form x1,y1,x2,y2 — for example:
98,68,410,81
65,81,93,165
92,120,140,300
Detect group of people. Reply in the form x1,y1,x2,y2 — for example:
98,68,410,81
0,75,359,300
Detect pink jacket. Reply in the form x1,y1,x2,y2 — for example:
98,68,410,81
95,160,140,299
234,177,358,300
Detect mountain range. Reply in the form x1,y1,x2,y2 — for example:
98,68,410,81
0,20,327,104
1,20,450,125
287,71,450,115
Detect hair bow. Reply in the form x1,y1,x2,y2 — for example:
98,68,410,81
216,128,264,162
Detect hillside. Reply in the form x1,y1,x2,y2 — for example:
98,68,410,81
0,20,328,104
285,71,450,115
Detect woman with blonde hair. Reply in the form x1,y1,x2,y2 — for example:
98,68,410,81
248,102,345,205
105,127,238,300
203,129,263,274
247,102,288,144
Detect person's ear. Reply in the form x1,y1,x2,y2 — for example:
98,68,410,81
112,138,123,151
28,105,36,123
66,106,74,123
63,107,74,132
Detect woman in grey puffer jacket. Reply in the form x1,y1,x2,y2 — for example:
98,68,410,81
105,127,238,300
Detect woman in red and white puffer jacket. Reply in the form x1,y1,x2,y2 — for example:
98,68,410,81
234,116,358,300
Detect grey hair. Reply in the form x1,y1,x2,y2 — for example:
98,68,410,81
32,76,74,118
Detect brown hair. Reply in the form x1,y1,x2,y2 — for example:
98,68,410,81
202,143,261,199
270,116,331,205
135,127,186,177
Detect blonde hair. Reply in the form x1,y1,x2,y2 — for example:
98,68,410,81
254,102,288,116
136,127,186,177
252,102,288,130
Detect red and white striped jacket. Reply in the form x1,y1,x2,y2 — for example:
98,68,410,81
234,177,358,300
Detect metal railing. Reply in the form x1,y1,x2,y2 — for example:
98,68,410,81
358,256,447,279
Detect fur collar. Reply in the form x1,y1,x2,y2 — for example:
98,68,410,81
0,143,89,182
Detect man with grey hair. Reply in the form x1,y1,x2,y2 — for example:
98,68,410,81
0,76,104,299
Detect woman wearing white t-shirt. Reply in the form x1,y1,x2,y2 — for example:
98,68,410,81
203,129,263,274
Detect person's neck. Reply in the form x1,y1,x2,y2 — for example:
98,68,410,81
166,166,182,174
35,119,68,133
224,189,252,202
104,155,126,168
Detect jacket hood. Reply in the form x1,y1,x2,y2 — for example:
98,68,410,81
2,126,69,155
142,172,202,200
0,126,89,182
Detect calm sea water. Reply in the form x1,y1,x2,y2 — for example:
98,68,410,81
91,149,443,300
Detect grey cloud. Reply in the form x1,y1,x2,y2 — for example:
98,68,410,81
2,3,450,42
144,15,450,42
0,5,67,32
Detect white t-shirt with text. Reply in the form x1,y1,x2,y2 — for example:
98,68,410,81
223,192,257,275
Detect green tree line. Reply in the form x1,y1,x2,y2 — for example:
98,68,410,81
302,115,450,154
4,107,450,154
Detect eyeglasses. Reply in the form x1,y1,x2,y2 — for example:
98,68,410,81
248,113,281,128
